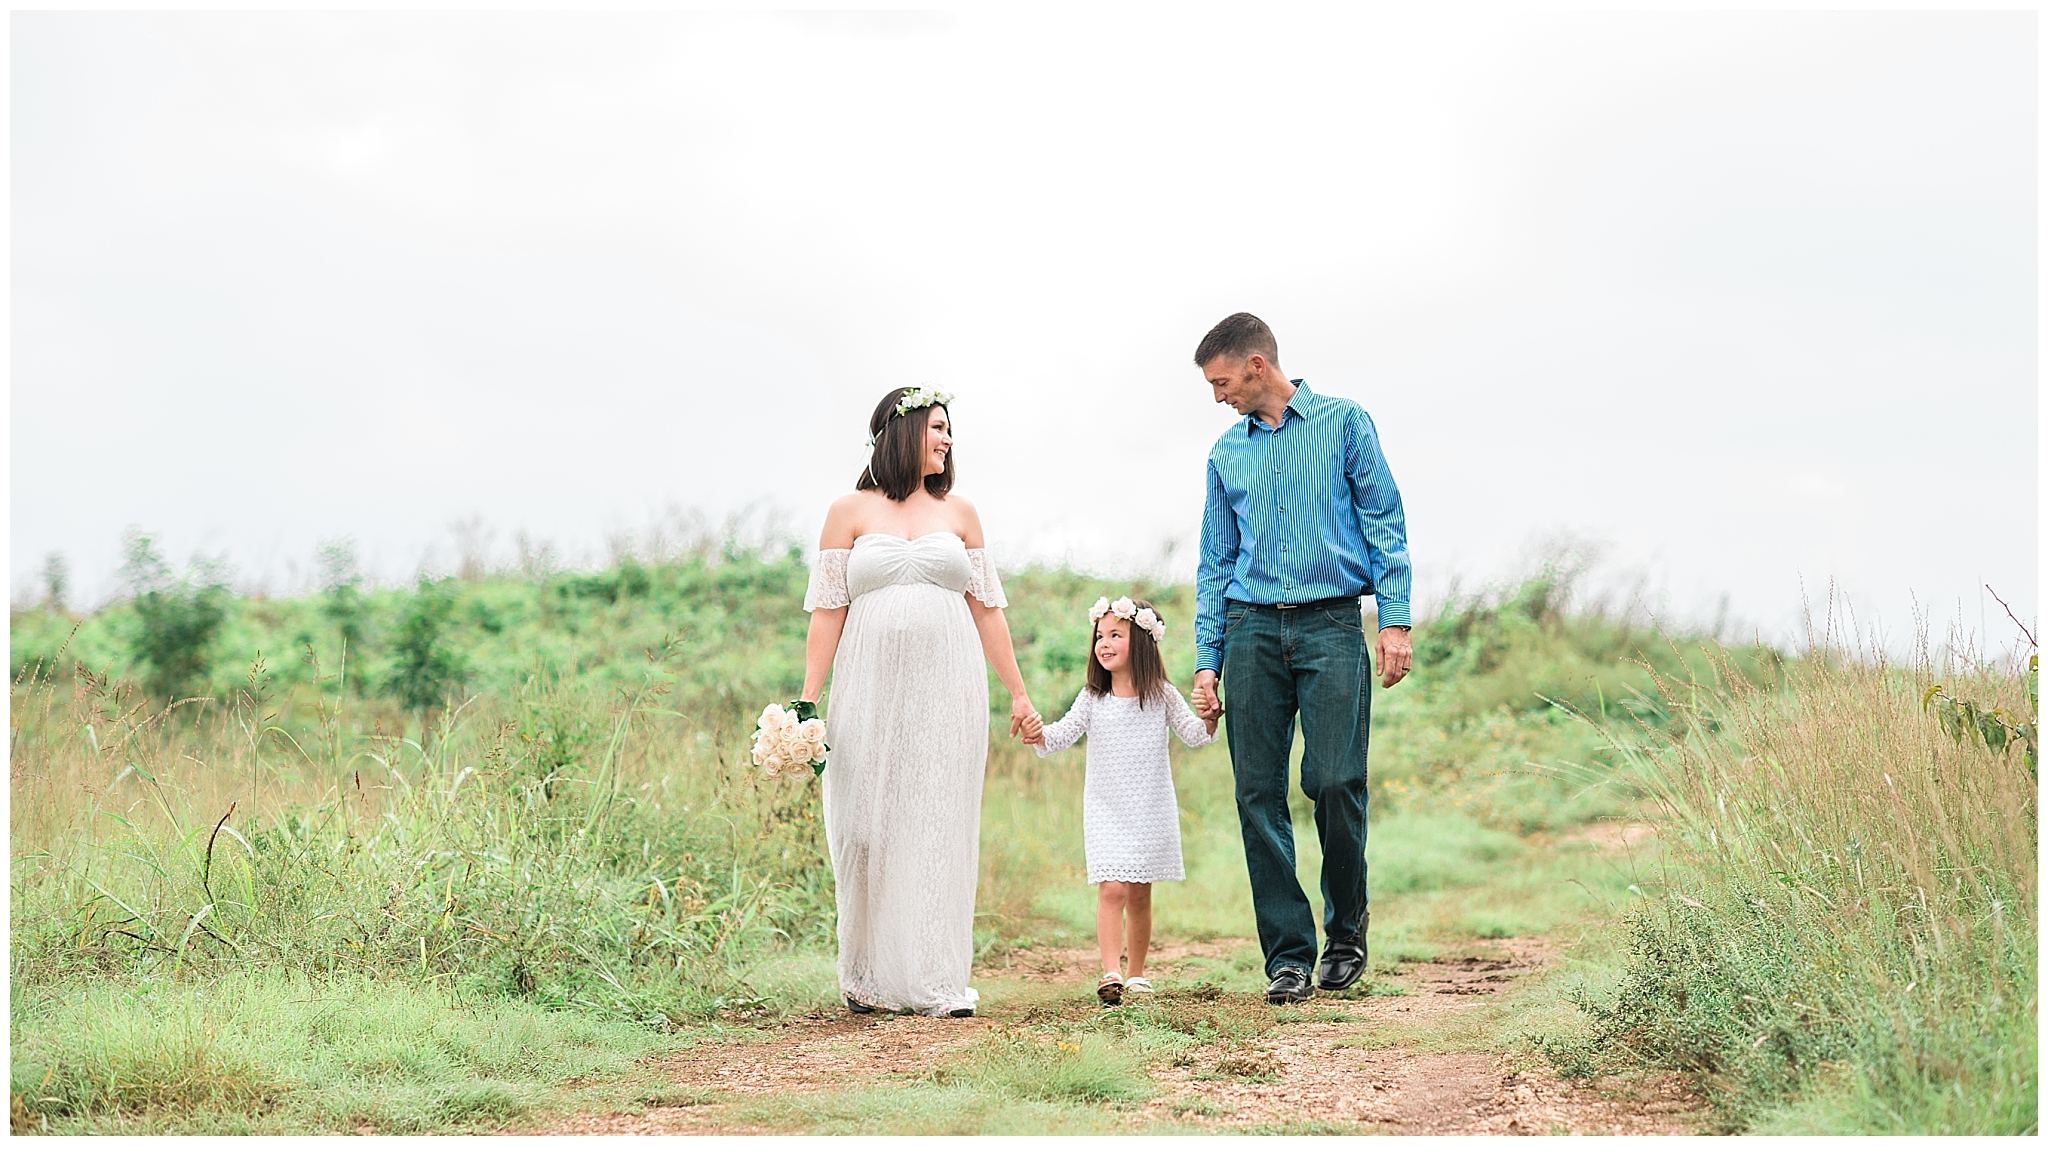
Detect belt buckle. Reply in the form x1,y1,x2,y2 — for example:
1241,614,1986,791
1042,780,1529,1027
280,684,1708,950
1274,601,1298,610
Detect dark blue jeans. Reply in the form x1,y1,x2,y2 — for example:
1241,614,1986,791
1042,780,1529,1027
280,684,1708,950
1221,598,1371,977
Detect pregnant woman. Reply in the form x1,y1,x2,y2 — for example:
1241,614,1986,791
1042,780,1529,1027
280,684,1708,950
800,386,1040,1017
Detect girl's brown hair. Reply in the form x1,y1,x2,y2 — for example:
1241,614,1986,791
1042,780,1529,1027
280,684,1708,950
1085,598,1170,710
856,388,955,501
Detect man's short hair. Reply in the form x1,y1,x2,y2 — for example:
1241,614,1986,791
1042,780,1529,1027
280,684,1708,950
1194,312,1279,368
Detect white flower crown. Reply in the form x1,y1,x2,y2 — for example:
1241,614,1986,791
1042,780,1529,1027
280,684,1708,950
1089,595,1164,642
866,385,956,448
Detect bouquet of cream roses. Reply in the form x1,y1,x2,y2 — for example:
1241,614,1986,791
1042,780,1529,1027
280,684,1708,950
752,699,829,778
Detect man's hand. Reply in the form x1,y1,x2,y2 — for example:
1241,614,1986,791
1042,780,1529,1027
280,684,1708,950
1191,669,1223,721
1377,626,1413,689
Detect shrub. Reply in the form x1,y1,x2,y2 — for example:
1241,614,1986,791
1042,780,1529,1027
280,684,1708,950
121,529,231,704
384,576,468,711
316,538,369,692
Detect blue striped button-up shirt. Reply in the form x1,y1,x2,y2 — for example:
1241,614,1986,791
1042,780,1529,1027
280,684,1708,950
1195,380,1411,673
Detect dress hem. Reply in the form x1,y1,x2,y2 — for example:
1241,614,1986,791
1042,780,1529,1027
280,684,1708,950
1086,870,1187,884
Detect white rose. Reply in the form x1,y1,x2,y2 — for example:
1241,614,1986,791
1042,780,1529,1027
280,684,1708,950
798,719,826,744
751,745,766,766
808,741,828,764
1110,596,1137,620
1088,596,1110,621
758,703,786,731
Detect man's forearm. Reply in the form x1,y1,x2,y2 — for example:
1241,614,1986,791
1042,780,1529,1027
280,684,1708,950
1194,579,1226,672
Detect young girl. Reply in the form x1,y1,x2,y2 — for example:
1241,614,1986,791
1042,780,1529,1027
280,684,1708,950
1025,596,1218,1005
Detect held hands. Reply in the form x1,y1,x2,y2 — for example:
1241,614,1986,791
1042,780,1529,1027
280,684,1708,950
1009,696,1045,747
1191,669,1223,723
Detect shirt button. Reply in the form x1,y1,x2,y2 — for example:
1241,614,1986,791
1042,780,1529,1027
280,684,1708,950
1281,545,1288,551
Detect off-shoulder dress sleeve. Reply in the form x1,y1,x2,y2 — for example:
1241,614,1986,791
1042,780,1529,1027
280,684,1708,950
804,549,851,611
964,548,1008,609
1165,685,1217,749
1033,690,1094,758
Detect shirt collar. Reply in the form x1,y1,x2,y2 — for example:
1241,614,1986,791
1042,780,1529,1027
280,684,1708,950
1245,379,1314,435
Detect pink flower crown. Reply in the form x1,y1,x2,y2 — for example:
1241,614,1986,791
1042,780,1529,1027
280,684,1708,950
1089,596,1164,642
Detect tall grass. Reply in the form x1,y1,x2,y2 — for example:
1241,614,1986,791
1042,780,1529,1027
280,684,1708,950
1547,630,2037,1133
10,639,834,1031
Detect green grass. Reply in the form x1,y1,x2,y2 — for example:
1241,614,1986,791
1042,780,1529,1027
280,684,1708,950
12,539,2031,1133
9,971,692,1134
1532,646,2037,1134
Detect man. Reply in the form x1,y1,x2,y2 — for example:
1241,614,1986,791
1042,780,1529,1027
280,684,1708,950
1187,312,1412,1005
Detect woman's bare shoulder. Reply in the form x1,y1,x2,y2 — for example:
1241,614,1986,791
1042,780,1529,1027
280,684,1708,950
944,493,985,548
819,492,877,549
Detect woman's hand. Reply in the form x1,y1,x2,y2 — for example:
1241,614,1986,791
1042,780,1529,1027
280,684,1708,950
1008,696,1040,741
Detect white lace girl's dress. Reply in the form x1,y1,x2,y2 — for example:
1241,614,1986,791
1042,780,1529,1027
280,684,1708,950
805,531,1006,1016
1035,686,1215,883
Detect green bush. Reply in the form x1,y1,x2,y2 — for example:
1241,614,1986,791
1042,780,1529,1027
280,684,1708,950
383,577,469,711
120,530,231,704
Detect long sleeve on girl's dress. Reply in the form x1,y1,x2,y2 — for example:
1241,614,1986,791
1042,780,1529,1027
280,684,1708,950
1165,685,1217,749
1033,691,1095,757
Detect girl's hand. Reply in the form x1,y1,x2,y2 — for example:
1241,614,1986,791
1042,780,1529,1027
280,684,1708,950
1019,712,1045,745
1202,714,1219,737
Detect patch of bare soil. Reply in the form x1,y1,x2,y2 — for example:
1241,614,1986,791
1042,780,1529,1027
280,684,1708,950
1560,822,1661,855
1151,1041,1697,1135
523,935,1705,1136
1139,939,1699,1135
535,1011,995,1135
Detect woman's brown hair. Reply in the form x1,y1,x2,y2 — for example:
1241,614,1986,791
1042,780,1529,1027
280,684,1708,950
856,388,955,501
1085,598,1170,710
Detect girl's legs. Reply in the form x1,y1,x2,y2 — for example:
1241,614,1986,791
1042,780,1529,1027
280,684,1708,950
1125,883,1153,977
1096,882,1128,975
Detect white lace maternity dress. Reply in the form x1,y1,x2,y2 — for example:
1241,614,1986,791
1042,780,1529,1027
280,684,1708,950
1035,686,1215,883
804,531,1006,1016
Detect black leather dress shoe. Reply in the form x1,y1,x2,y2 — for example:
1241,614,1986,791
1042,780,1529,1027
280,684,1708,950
946,1006,974,1018
1317,937,1367,992
845,995,878,1014
1265,966,1314,1004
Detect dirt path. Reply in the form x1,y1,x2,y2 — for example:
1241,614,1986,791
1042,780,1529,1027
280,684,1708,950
528,935,1704,1136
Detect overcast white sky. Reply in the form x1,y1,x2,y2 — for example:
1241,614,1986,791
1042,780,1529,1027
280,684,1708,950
10,9,2038,651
